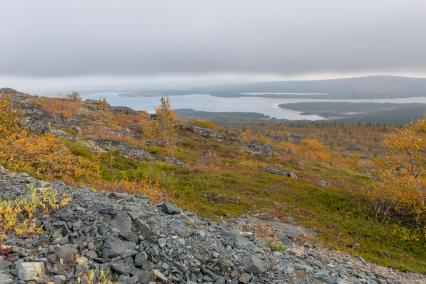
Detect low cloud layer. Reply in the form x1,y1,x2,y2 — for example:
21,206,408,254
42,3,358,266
1,0,426,78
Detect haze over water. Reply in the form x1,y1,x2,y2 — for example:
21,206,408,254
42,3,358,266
83,92,426,120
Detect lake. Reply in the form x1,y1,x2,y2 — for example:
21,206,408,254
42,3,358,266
83,92,426,120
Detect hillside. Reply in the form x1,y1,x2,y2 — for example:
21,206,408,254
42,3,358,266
0,168,424,283
0,89,425,283
279,102,426,124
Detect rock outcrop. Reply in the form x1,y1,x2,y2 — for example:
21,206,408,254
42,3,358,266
186,125,225,141
0,168,424,283
245,141,273,159
92,139,156,161
265,167,297,178
20,103,62,134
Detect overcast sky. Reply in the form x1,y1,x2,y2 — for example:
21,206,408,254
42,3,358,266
1,0,426,93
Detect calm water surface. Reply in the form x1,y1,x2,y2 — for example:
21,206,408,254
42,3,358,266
83,93,426,120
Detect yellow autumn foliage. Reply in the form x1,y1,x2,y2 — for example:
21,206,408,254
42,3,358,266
368,118,426,227
0,185,69,240
281,138,334,164
0,95,19,137
154,97,176,147
92,178,165,204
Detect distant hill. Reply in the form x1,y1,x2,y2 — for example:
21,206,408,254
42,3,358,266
175,109,276,124
202,76,426,99
279,102,426,124
0,87,22,95
123,75,426,100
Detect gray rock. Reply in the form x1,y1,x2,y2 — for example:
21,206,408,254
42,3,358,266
20,103,61,134
169,220,191,237
102,238,137,258
137,270,156,283
239,272,251,283
94,139,155,162
117,275,134,284
99,205,117,215
111,259,134,276
17,262,45,281
112,211,133,232
50,129,69,137
0,260,12,270
128,211,145,220
160,202,181,215
225,232,250,248
315,269,329,277
54,275,67,282
243,255,266,274
110,106,138,115
120,230,139,242
153,269,168,282
246,141,273,158
283,264,294,275
163,156,185,166
186,125,222,139
295,264,313,272
134,218,153,239
265,167,297,178
319,180,330,187
56,244,78,264
135,253,153,270
0,273,14,284
0,167,423,284
280,235,294,247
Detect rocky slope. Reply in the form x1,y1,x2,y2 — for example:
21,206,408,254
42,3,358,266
0,168,424,284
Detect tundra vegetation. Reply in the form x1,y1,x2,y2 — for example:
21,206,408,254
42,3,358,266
0,92,425,272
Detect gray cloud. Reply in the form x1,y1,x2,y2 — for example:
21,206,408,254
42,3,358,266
1,0,426,78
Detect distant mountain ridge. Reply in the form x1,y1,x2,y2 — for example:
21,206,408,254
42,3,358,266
200,75,426,99
120,75,426,100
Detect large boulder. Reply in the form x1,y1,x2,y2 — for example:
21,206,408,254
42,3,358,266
160,203,181,215
163,156,185,166
243,255,266,274
110,106,138,115
265,167,297,178
186,125,220,139
246,141,273,158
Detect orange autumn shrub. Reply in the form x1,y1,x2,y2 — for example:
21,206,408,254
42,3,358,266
137,112,155,139
0,133,100,183
0,96,100,183
238,130,258,143
38,98,83,119
92,178,166,204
